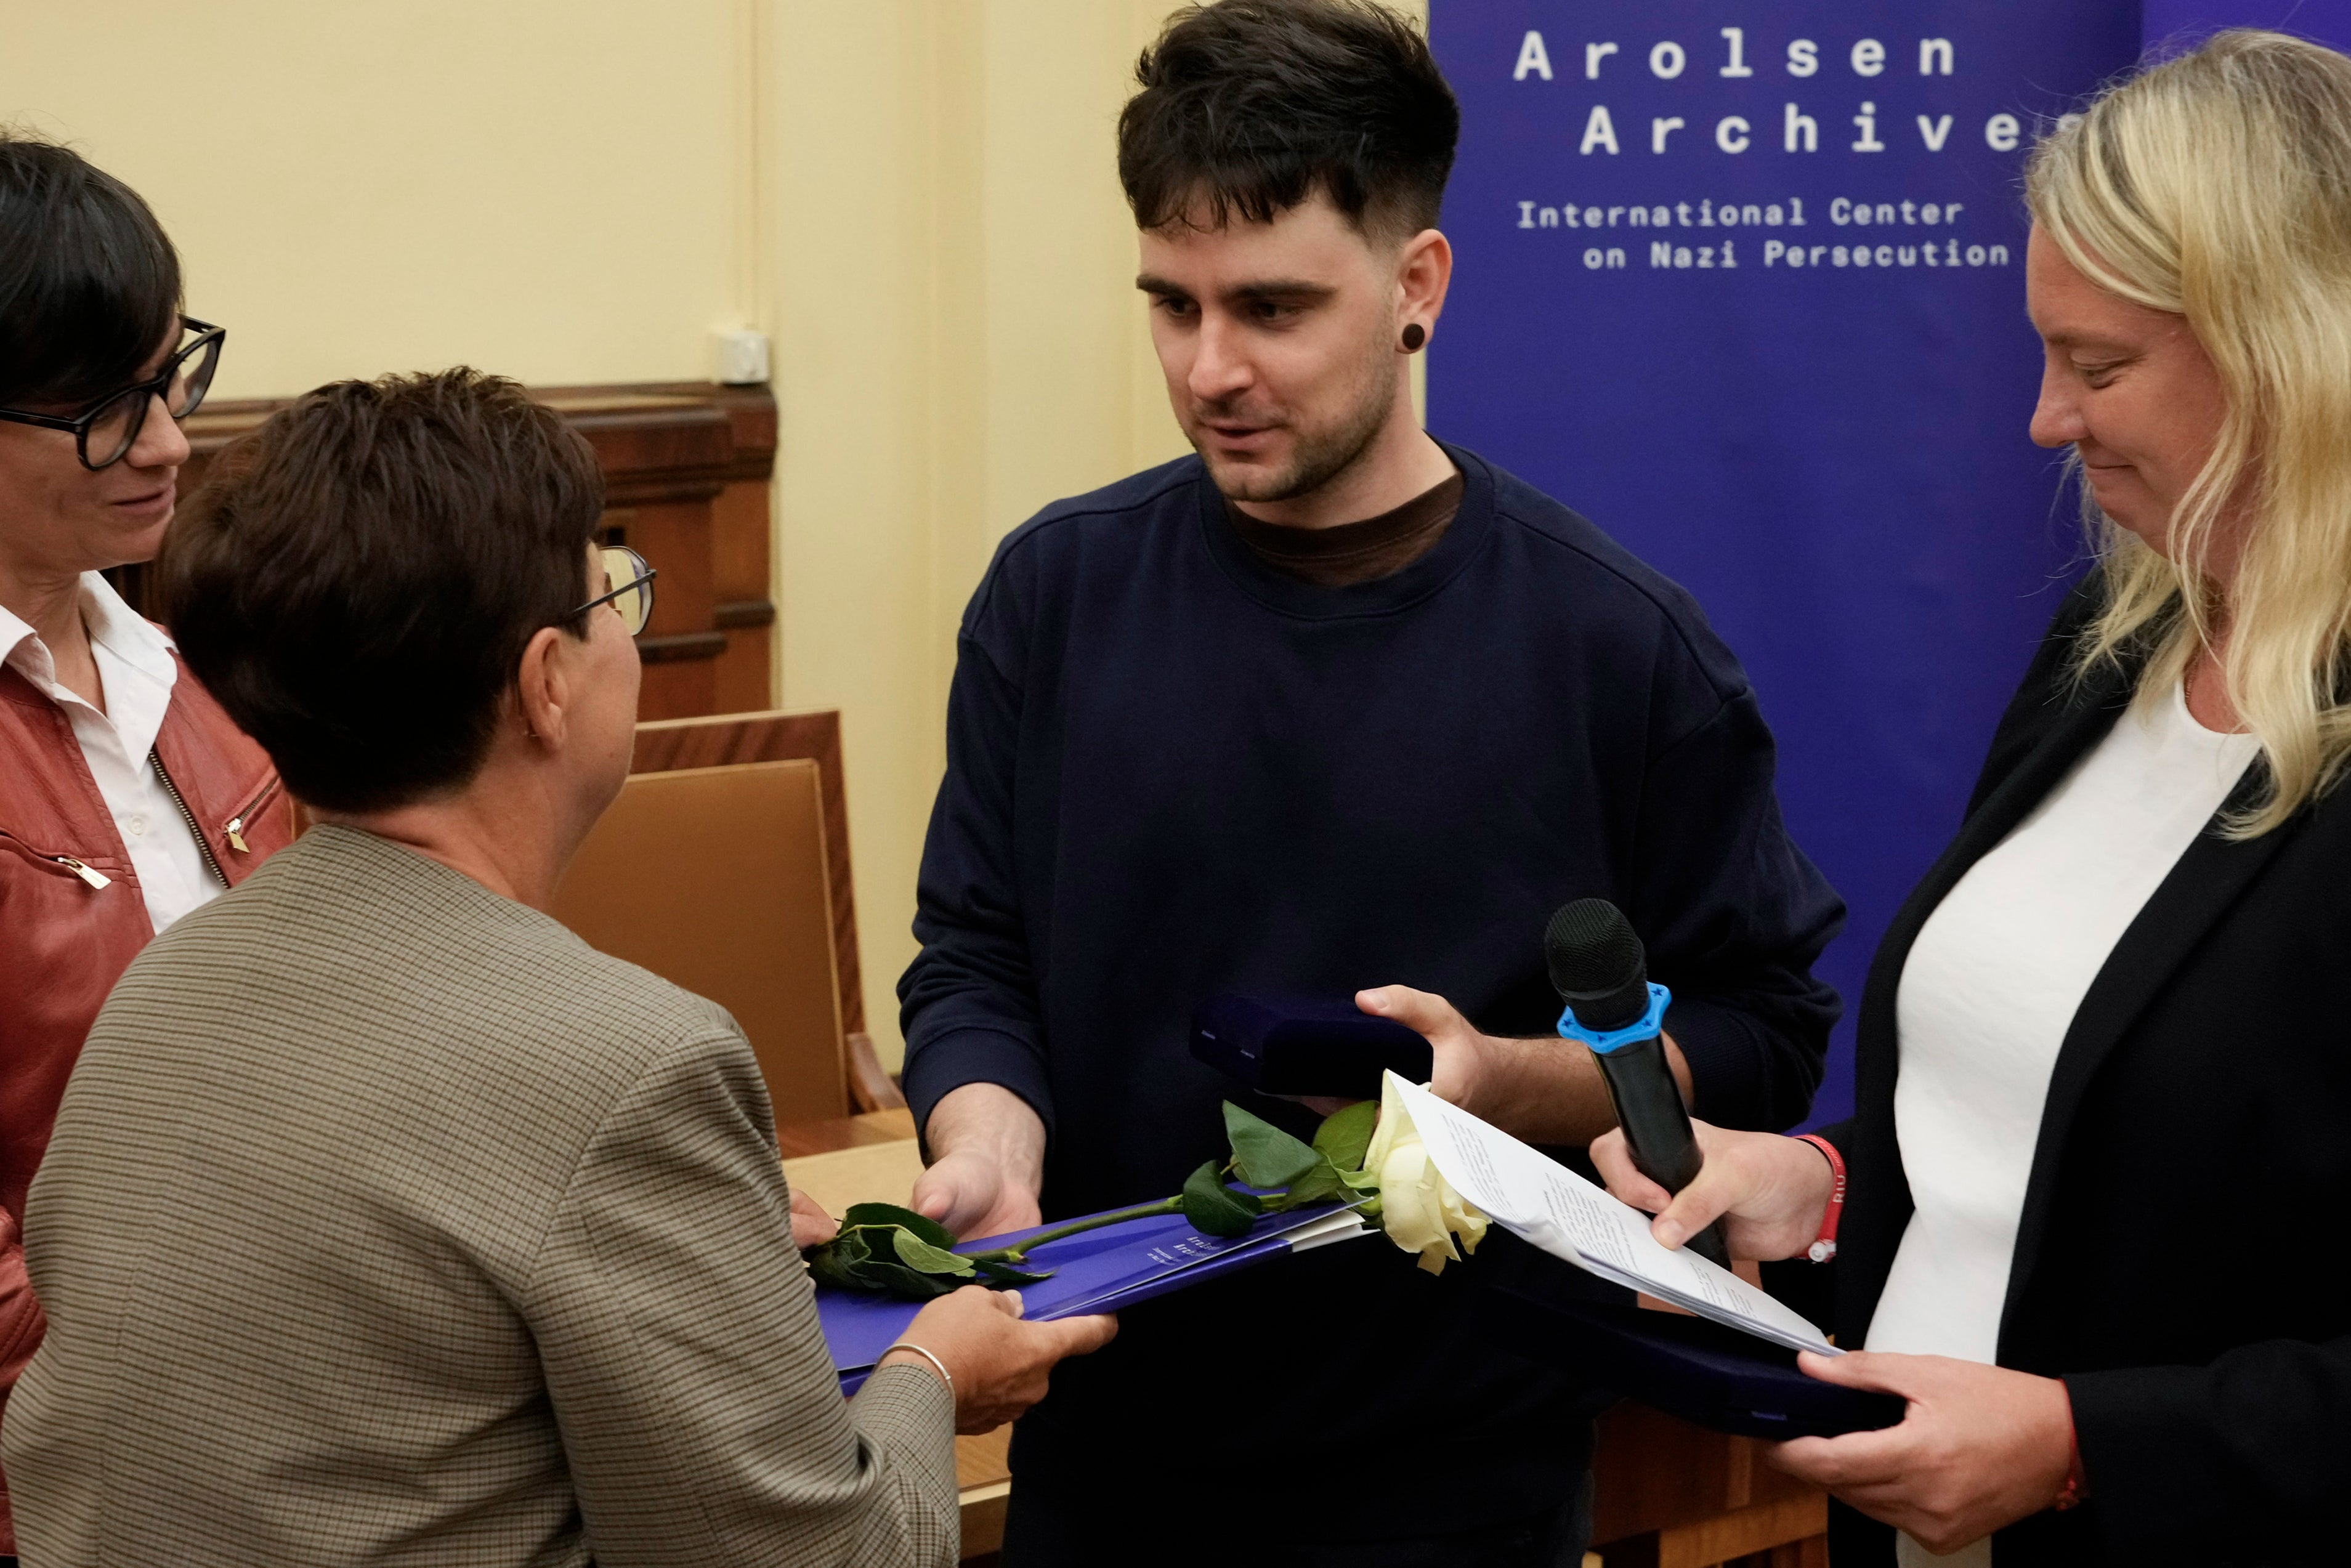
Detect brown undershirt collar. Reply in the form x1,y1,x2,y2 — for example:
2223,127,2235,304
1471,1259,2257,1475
1223,469,1465,588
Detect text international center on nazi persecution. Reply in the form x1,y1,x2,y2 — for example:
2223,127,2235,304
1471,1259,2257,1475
1506,26,2042,274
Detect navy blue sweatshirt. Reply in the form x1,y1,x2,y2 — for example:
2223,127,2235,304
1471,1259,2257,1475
899,445,1843,1533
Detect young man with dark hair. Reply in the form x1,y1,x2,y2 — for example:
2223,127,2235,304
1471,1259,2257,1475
900,2,1845,1560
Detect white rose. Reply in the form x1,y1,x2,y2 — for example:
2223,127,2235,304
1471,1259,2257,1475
1362,1073,1488,1275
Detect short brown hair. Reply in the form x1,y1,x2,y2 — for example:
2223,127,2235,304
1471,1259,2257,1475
163,369,604,814
1117,0,1458,240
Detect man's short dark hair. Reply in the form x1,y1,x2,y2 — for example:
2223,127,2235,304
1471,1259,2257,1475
162,370,605,815
1117,0,1459,241
0,132,182,409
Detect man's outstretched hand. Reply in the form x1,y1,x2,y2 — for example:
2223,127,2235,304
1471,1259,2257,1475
1353,984,1691,1147
910,1082,1047,1241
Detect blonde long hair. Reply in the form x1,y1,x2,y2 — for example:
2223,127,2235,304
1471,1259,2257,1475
2026,29,2351,836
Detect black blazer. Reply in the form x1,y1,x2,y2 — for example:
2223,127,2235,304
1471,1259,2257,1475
1820,576,2351,1566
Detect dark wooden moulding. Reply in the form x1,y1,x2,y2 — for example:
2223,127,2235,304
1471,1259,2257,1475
109,381,777,724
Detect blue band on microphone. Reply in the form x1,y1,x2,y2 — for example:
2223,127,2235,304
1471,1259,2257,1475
1556,982,1672,1054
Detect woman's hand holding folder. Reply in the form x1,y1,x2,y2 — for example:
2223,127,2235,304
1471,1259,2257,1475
799,1183,1116,1434
1593,1120,2085,1552
1770,1351,2079,1554
878,1287,1118,1436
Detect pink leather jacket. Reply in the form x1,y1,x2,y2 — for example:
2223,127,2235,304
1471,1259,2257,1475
0,655,293,1548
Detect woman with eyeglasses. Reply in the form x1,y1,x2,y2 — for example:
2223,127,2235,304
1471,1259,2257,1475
0,135,293,1560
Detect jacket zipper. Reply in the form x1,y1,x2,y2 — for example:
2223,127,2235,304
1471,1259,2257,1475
0,830,113,890
54,854,110,889
150,749,230,887
220,774,282,855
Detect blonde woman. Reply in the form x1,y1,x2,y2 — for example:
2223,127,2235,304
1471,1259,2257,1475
1592,31,2351,1568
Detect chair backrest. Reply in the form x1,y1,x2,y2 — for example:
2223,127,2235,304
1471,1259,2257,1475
629,709,864,1034
549,758,851,1122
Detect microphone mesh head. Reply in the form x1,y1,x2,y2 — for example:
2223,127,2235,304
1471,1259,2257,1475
1544,898,1646,999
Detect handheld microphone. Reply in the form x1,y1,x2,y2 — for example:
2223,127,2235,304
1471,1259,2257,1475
1545,898,1731,1269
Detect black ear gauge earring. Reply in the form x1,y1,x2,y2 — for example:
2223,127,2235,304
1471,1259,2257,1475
1401,323,1428,352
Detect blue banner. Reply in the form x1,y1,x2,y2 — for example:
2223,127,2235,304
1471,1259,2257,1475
1428,2,2142,1123
2146,1,2351,47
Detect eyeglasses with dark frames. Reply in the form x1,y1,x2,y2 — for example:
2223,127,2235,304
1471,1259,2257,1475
0,317,226,472
572,545,658,636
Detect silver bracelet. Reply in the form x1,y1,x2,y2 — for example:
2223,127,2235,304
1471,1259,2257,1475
880,1340,953,1396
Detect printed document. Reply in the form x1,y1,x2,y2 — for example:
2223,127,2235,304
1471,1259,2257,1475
1391,1073,1837,1356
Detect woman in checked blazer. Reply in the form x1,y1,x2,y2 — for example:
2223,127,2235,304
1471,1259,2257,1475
4,371,1112,1568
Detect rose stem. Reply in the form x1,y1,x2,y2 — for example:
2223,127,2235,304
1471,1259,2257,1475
971,1195,1189,1264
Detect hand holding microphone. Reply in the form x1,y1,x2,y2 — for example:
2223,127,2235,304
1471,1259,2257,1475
1590,1117,1840,1263
1546,897,1733,1269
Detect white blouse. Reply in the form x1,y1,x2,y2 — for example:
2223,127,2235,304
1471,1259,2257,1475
0,573,223,934
1868,680,2258,1568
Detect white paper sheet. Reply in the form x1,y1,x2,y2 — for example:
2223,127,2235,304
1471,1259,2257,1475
1283,1210,1373,1253
1391,1074,1837,1356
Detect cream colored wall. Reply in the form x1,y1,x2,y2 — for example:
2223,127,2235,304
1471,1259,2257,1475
1,0,1423,1069
0,1,745,398
767,2,1200,1065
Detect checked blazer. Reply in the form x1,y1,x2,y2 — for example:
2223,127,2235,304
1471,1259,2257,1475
4,824,957,1568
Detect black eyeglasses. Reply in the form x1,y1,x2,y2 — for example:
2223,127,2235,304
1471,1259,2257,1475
0,317,225,471
572,545,658,636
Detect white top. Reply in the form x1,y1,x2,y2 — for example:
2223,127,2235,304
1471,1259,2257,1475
0,572,222,934
1869,680,2258,1568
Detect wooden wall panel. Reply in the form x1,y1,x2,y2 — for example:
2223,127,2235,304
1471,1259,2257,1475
120,380,776,724
710,478,779,716
1590,1399,1829,1567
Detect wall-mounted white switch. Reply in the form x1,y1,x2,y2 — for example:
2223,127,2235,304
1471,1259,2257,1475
713,328,771,386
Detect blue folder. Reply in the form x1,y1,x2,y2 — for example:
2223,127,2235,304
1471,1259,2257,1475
817,1202,1365,1393
1468,1229,1905,1439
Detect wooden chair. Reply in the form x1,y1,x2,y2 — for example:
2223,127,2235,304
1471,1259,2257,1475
548,708,907,1123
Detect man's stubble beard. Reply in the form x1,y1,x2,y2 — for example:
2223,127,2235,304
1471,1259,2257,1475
1196,338,1399,505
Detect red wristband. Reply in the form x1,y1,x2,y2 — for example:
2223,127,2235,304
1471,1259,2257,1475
1793,1134,1845,1263
2054,1385,2087,1510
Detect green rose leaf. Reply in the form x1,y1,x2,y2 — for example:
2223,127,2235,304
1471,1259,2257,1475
890,1227,979,1277
1312,1100,1378,1174
1222,1101,1322,1189
804,1234,873,1292
862,1259,963,1299
1282,1157,1346,1206
843,1202,959,1252
1181,1158,1263,1237
968,1255,1056,1287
